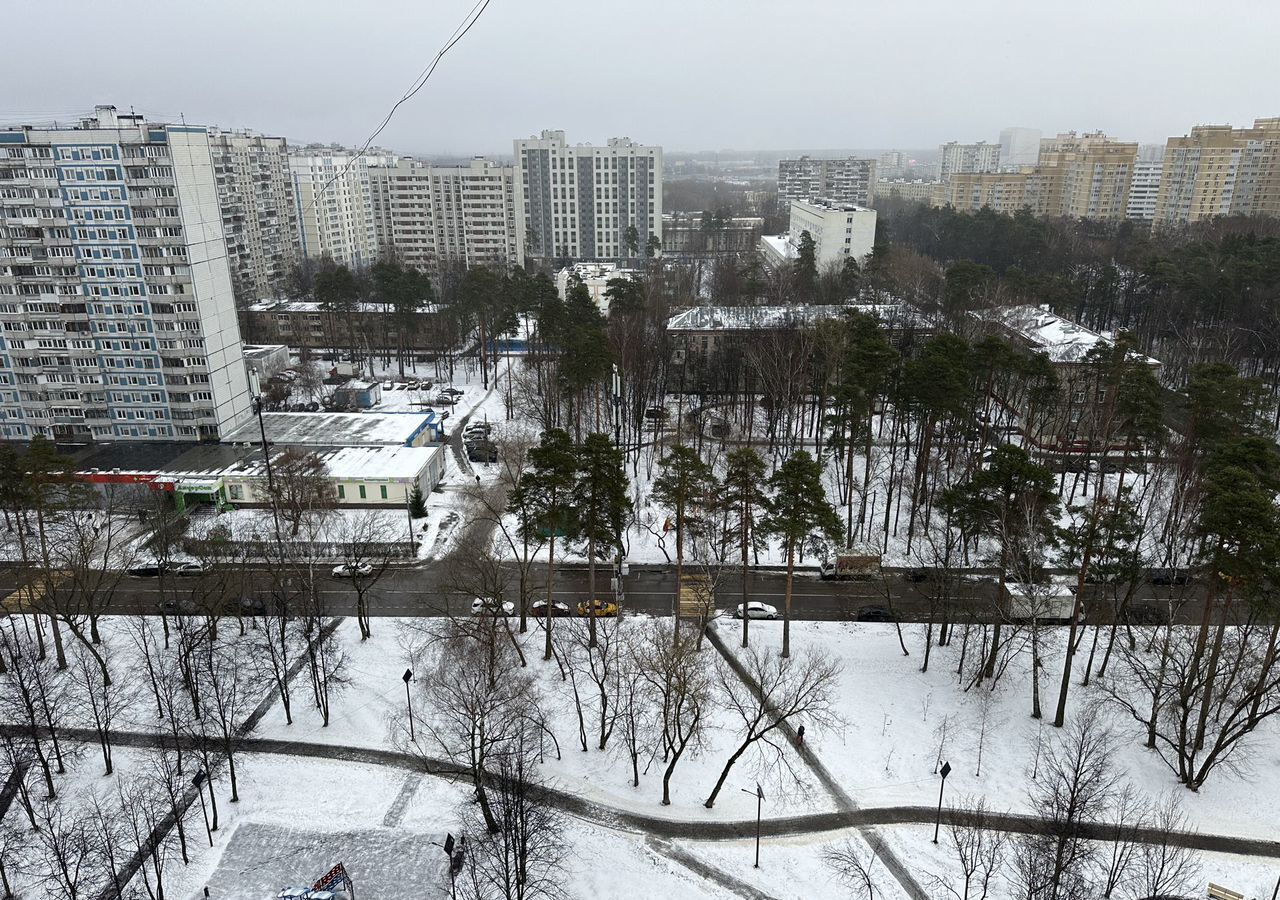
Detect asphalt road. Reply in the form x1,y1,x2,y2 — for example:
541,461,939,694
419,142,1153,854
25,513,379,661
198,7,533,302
0,561,1204,624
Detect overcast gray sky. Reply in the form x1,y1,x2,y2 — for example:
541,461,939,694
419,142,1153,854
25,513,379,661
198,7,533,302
4,0,1277,156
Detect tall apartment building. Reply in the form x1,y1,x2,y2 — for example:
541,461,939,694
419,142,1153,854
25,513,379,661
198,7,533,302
998,127,1042,168
759,199,876,270
936,142,1001,180
878,151,907,178
933,172,1031,214
1035,132,1138,221
1153,118,1280,228
209,129,299,305
289,149,393,269
370,157,517,271
513,130,661,262
1126,157,1163,221
0,105,252,442
777,156,877,206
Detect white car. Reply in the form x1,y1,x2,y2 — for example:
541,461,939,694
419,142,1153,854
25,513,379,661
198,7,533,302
732,601,779,620
169,561,206,577
471,597,516,616
332,562,373,578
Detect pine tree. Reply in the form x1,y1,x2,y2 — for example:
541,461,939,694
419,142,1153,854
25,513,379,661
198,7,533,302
762,450,841,657
407,484,428,519
572,433,631,646
651,445,719,645
722,449,768,648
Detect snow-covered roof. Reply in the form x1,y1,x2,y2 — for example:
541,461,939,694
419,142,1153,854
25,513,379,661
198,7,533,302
760,234,797,260
667,301,929,332
974,305,1159,366
247,297,441,315
225,444,441,482
221,412,437,447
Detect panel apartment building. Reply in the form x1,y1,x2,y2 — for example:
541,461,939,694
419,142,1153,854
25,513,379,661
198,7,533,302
289,149,394,270
1153,118,1280,227
370,156,518,270
936,141,1001,180
513,130,662,262
777,155,876,206
209,129,299,305
0,106,252,442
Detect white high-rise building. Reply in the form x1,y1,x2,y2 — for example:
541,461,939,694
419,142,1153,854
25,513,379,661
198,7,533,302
760,198,876,271
209,129,299,304
0,105,252,442
937,141,1001,180
513,130,662,262
999,127,1042,168
1126,155,1164,222
370,157,517,270
289,149,393,269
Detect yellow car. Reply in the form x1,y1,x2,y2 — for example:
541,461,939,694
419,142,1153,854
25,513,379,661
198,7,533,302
576,598,619,618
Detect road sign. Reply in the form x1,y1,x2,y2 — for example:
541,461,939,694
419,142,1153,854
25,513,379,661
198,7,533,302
940,761,952,779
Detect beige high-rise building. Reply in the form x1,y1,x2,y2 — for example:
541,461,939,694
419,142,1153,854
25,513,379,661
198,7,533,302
1153,118,1280,228
369,156,518,270
932,171,1031,214
209,130,299,304
1035,132,1138,221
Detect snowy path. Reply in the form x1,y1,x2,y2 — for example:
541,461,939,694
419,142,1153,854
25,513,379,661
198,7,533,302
27,725,1280,862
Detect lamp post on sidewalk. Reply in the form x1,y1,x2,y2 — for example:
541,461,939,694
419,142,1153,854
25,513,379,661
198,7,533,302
402,668,415,742
192,770,214,845
933,760,951,843
740,783,765,868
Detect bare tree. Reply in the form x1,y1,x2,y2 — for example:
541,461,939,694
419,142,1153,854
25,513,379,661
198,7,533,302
933,796,1007,900
614,625,657,788
197,640,253,802
271,448,336,537
637,621,711,806
1096,782,1145,898
703,645,841,808
1131,792,1198,899
332,509,400,640
30,797,95,900
70,643,132,775
824,839,879,900
457,727,568,900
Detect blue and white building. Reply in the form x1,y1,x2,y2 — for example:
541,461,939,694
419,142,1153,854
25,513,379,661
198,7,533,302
0,105,253,442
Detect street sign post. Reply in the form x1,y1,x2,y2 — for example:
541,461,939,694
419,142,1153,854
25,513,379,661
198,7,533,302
933,760,952,843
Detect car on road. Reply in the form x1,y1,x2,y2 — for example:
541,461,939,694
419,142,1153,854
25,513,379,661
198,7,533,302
332,562,373,578
129,561,205,577
170,561,206,577
1148,567,1192,586
731,601,778,620
128,564,164,578
577,598,619,618
472,597,515,616
855,604,896,622
531,599,572,617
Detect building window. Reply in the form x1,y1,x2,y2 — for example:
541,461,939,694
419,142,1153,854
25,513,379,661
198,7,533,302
337,485,345,499
380,485,388,500
358,484,366,499
228,484,243,500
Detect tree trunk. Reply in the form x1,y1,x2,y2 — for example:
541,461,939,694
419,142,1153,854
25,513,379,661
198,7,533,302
782,543,795,658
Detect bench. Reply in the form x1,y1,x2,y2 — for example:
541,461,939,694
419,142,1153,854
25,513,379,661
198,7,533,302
1208,883,1244,900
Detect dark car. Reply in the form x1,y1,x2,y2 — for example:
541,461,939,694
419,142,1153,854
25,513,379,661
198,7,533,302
128,565,164,578
855,604,896,622
468,441,498,463
902,568,931,583
1148,567,1192,586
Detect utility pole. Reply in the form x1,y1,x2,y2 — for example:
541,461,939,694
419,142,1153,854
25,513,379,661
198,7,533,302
740,784,764,867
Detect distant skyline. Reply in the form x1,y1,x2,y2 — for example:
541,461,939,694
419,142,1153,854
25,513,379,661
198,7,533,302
3,0,1277,157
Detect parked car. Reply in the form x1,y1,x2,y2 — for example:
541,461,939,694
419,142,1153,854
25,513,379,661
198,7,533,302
531,600,572,617
441,387,464,397
467,442,498,463
128,564,165,578
576,598,619,618
170,561,206,577
1148,567,1192,586
472,597,515,616
643,406,669,420
434,393,457,405
731,601,779,620
855,604,896,622
332,562,373,578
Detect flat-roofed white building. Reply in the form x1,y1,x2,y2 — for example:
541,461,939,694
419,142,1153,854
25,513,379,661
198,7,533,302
761,198,877,270
554,262,639,313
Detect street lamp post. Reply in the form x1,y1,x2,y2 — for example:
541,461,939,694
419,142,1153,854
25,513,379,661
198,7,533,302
933,760,952,843
402,668,415,742
192,770,214,845
740,783,765,868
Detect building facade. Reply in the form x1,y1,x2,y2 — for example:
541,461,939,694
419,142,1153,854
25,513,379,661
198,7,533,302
513,130,662,262
937,142,1001,180
1035,132,1138,221
777,156,877,206
0,105,253,443
1153,118,1280,228
1126,159,1163,221
289,149,392,269
875,179,939,204
369,156,518,271
661,212,763,254
878,151,907,178
760,199,876,270
209,130,299,305
998,127,1042,168
933,171,1031,214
